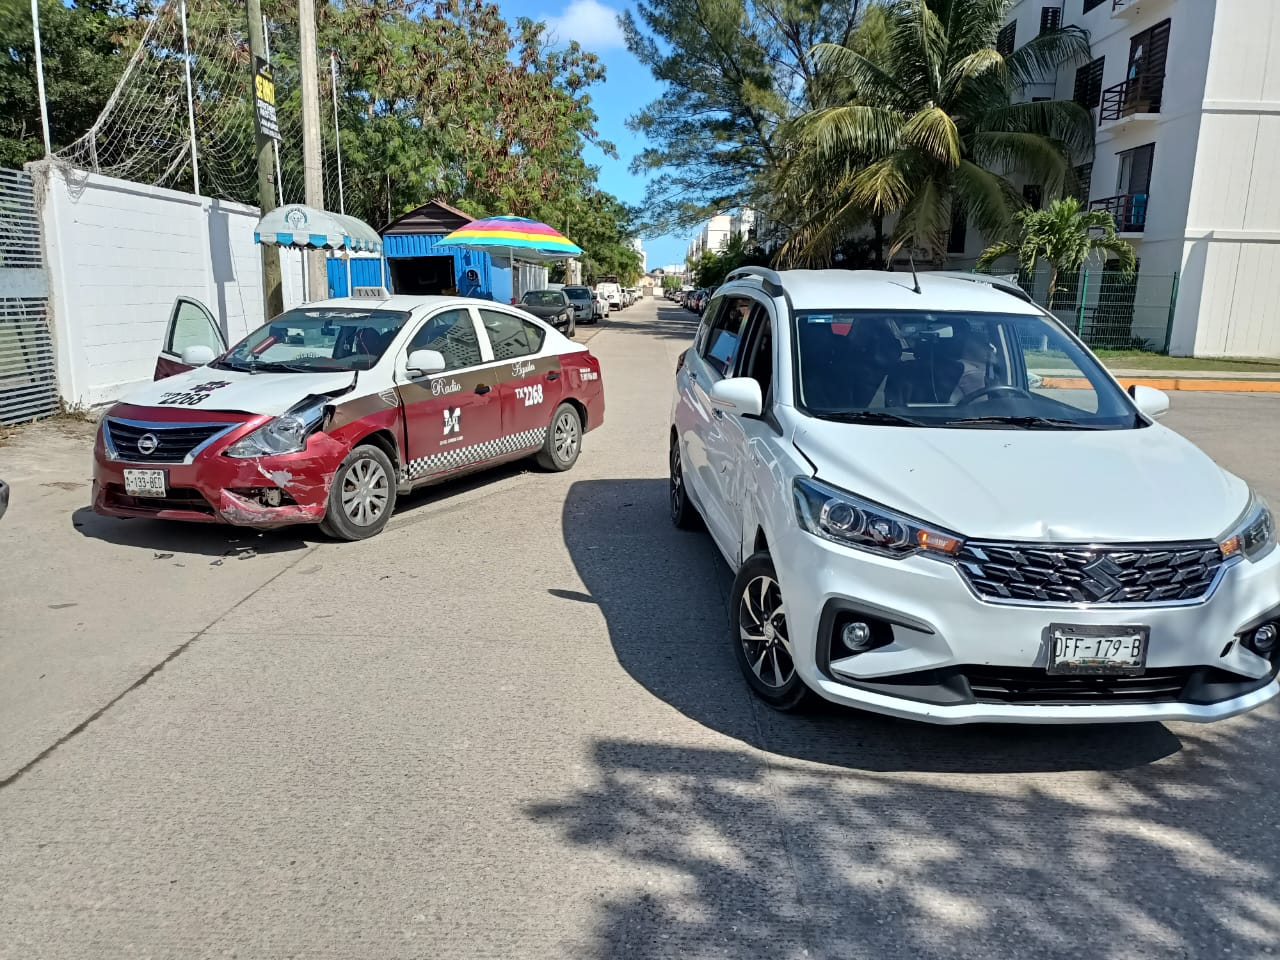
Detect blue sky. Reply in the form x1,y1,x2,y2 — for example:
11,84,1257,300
506,0,691,270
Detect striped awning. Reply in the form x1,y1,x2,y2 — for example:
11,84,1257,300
253,205,382,254
438,216,582,262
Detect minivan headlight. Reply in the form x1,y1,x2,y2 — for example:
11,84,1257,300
1219,495,1275,562
793,477,963,558
225,399,326,458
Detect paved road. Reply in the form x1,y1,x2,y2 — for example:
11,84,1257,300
2,298,1278,959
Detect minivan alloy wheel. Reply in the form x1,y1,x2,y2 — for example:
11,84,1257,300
739,575,794,688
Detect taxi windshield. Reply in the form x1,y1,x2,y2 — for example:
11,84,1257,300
215,308,411,373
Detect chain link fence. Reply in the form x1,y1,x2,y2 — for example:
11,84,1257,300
945,259,1179,353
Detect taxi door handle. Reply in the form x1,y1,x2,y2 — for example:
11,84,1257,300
546,371,560,381
475,384,491,395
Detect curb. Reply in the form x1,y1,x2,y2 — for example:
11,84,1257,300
1042,375,1280,393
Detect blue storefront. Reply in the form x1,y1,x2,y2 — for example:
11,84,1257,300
326,200,512,302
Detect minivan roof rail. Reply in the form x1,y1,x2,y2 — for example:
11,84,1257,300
927,271,1034,304
724,265,784,296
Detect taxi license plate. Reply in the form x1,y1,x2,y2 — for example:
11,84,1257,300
1047,624,1148,675
123,469,166,498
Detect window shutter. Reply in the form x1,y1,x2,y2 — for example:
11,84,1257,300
1040,7,1062,32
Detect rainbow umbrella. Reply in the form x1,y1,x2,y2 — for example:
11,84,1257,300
439,216,583,299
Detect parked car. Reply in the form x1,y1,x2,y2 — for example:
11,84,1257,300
669,267,1280,725
596,281,623,311
592,290,611,321
561,285,596,325
519,289,576,338
94,294,605,541
0,478,8,521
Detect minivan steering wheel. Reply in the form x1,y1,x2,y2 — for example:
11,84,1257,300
957,384,1033,405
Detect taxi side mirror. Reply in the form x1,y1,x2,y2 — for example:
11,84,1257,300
407,349,447,378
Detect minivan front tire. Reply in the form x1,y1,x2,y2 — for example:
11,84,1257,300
730,552,812,711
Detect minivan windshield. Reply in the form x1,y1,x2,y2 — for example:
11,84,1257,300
214,307,412,373
563,286,591,300
794,309,1140,429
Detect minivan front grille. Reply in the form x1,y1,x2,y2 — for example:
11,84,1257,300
956,541,1225,605
105,419,233,463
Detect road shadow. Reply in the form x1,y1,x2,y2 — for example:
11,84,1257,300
561,477,1185,774
528,723,1279,959
71,506,311,558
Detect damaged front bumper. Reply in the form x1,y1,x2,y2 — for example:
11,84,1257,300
92,404,346,529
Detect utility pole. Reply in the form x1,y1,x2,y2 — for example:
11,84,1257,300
297,0,327,300
247,0,283,318
30,0,52,156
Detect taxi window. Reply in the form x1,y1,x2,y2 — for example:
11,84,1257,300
479,309,540,360
407,309,482,370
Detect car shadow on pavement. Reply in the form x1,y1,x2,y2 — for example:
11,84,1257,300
70,506,312,558
527,719,1278,960
561,478,1185,775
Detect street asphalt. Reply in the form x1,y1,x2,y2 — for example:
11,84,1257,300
1,297,1279,959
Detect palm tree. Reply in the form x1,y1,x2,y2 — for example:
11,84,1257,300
778,0,1094,264
977,197,1136,308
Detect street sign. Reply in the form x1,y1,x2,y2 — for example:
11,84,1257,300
253,56,281,142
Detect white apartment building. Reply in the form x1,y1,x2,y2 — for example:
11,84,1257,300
628,236,647,274
992,0,1280,356
687,214,733,262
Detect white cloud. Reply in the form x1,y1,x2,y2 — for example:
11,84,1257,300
542,0,627,51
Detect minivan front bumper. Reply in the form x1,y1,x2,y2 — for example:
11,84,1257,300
773,525,1280,724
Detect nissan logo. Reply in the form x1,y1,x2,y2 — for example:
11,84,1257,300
137,433,159,456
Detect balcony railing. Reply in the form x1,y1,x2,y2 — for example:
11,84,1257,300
1091,193,1149,233
1099,74,1165,124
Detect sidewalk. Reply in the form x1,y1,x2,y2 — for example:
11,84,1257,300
1102,368,1280,393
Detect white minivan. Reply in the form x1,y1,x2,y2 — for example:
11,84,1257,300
669,267,1280,725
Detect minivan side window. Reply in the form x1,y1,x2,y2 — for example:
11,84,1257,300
700,296,752,378
693,297,722,355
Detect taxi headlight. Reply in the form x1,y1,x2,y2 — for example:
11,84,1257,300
225,400,326,458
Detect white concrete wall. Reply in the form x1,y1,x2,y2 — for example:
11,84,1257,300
38,167,305,406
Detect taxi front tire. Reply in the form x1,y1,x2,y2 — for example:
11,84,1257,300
321,443,398,541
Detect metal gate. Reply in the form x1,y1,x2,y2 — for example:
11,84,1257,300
0,168,57,424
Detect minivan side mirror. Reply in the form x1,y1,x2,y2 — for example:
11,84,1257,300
1129,383,1170,420
180,344,216,367
406,349,447,377
710,377,764,417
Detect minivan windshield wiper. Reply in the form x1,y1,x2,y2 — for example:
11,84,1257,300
943,415,1100,430
815,410,928,427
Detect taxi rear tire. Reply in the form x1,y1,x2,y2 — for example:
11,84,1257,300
321,444,397,541
536,403,582,472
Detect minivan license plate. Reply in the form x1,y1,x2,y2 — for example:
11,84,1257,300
123,469,166,498
1047,624,1148,676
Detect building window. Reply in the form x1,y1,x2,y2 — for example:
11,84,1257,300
996,22,1016,56
1074,57,1105,108
1040,6,1062,32
1023,184,1044,210
1083,0,1107,12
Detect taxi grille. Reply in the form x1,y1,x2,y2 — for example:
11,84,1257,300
956,541,1225,605
105,420,232,463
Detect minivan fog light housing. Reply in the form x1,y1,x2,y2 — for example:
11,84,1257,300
794,477,963,559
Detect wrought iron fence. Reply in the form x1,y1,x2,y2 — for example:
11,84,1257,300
943,259,1179,353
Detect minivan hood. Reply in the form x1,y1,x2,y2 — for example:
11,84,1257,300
793,420,1248,543
118,366,358,418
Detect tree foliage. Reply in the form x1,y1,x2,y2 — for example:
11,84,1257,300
690,232,769,289
0,0,140,169
621,0,868,234
977,197,1136,307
